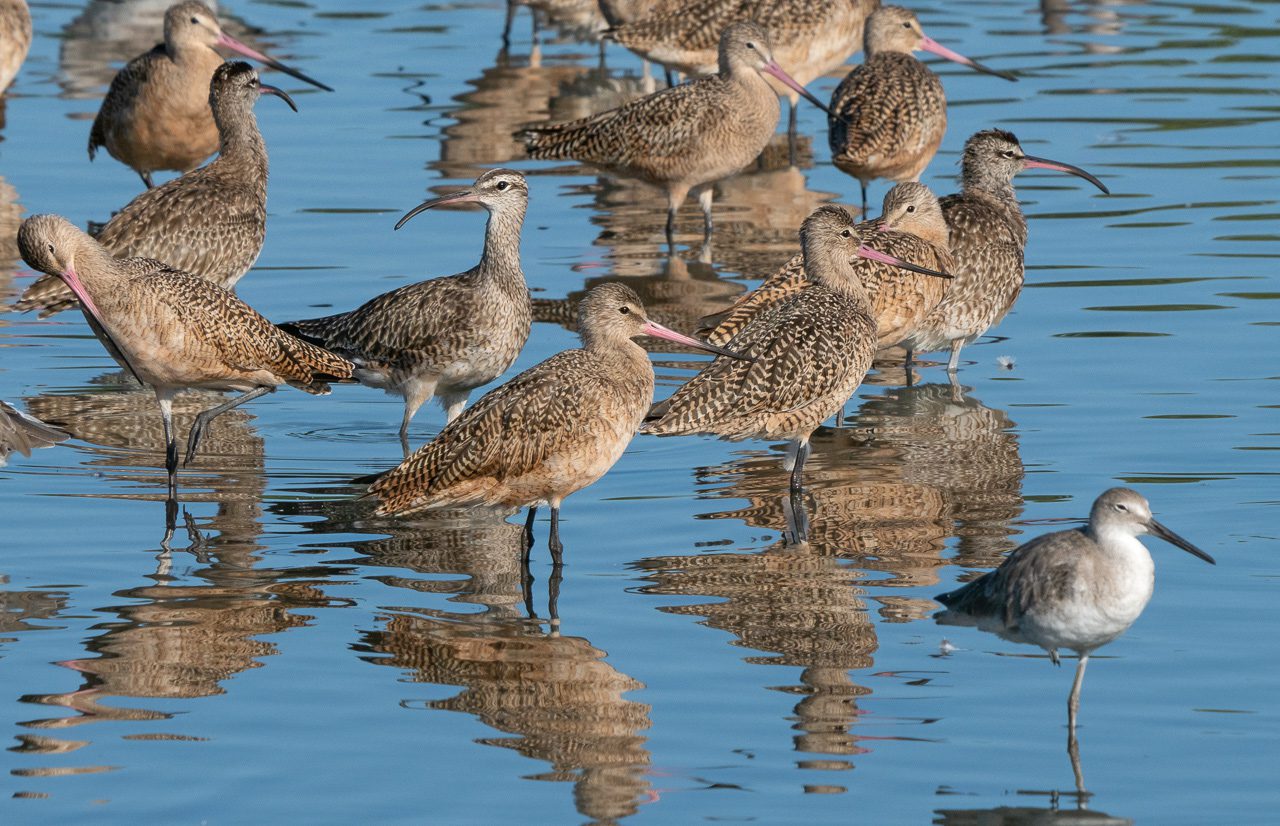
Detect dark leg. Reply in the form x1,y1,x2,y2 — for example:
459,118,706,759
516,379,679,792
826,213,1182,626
783,486,810,545
664,67,675,88
161,496,179,551
184,386,273,466
665,207,676,249
522,506,538,563
548,505,563,567
158,394,178,498
789,440,810,494
547,560,562,630
140,170,155,189
502,0,515,50
860,181,868,217
787,100,798,167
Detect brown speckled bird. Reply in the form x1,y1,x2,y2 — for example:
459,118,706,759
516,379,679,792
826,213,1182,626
18,62,294,319
368,283,744,560
0,0,31,94
88,1,330,189
280,169,533,455
643,205,949,495
904,129,1109,372
828,5,1016,213
17,214,353,496
606,0,879,150
702,182,954,354
519,22,831,244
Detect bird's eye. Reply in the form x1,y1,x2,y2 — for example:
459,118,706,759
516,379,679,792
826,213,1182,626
619,306,630,315
1115,503,1128,511
496,181,509,191
840,229,851,238
190,16,199,24
47,243,54,254
902,21,912,29
746,42,756,50
1000,150,1015,159
906,205,916,213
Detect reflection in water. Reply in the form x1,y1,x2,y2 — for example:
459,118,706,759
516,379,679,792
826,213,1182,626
0,576,67,639
1039,0,1134,54
0,174,21,303
278,501,654,825
935,801,1132,825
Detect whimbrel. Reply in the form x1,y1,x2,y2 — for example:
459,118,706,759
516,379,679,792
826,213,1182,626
16,214,352,497
519,22,832,245
607,0,879,149
0,0,30,94
903,129,1110,372
829,5,1016,213
18,62,294,318
935,487,1214,743
280,169,533,455
367,283,745,562
702,182,954,353
88,0,330,188
0,400,68,465
644,205,950,501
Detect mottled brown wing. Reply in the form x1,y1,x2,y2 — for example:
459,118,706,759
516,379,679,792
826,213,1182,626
940,195,1025,325
611,0,746,58
829,54,941,169
89,44,164,160
700,251,808,346
370,350,606,510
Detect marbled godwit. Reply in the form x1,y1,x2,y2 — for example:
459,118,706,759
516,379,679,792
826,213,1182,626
519,21,832,245
88,1,330,188
643,205,950,498
17,62,294,319
606,0,879,150
936,487,1213,742
16,214,352,497
367,283,745,562
903,129,1109,373
280,169,532,454
828,5,1016,213
702,182,954,354
0,400,68,465
0,0,31,94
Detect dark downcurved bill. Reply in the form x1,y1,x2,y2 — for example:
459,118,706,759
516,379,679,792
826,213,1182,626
1149,519,1216,564
641,320,753,362
920,36,1017,82
1022,155,1110,194
258,84,298,112
760,61,833,116
217,33,334,92
857,245,952,279
394,190,483,230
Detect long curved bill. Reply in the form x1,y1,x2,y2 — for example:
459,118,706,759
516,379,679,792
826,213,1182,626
920,36,1017,82
1023,154,1110,194
760,61,834,116
856,245,952,279
1148,519,1216,564
59,265,106,325
217,33,334,92
394,189,483,230
641,319,754,362
258,83,298,112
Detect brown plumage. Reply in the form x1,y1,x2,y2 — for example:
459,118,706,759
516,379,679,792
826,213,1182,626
519,21,831,243
828,6,1016,212
0,400,68,464
18,62,293,319
905,129,1110,371
280,169,533,453
16,214,352,496
87,1,329,189
0,0,31,94
701,182,954,353
643,205,948,499
369,283,739,560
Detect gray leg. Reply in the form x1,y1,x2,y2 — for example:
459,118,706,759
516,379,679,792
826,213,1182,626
696,186,714,242
548,505,563,566
140,170,155,189
947,340,963,373
184,386,273,466
1067,653,1089,736
157,393,178,498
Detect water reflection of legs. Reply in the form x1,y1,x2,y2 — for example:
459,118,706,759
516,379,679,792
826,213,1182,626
783,486,810,546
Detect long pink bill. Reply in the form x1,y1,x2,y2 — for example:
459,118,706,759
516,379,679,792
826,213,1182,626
217,33,334,92
760,61,834,115
258,83,298,112
58,265,107,326
641,319,754,362
1022,154,1110,194
856,245,952,279
920,36,1017,82
394,190,484,230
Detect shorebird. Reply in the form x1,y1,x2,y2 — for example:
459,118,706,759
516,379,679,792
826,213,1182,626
280,169,532,454
16,214,353,497
903,129,1110,373
0,0,31,94
0,400,68,465
17,62,295,319
606,0,879,149
88,0,330,188
935,487,1215,738
366,283,745,562
829,5,1016,214
643,205,950,501
519,21,832,245
701,182,954,354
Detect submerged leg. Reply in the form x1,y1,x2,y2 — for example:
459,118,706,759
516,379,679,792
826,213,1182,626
1067,653,1089,737
184,386,273,466
548,504,563,567
783,486,810,545
784,438,811,494
696,185,714,242
157,392,178,499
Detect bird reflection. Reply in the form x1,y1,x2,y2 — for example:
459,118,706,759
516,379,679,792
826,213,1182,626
0,174,22,303
275,500,655,825
935,799,1132,825
0,575,68,636
1039,0,1135,53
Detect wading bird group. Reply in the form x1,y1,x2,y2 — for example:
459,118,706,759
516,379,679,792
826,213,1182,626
1,0,1215,773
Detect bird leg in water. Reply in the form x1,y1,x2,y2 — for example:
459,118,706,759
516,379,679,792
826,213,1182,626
783,487,810,545
184,386,274,466
548,506,564,566
696,185,714,242
860,181,868,217
161,496,180,551
522,506,538,563
787,101,799,167
547,562,562,631
157,393,178,498
784,438,811,494
1067,653,1089,736
665,207,677,248
947,340,963,373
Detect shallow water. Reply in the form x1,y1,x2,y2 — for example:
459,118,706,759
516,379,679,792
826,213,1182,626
1,0,1277,822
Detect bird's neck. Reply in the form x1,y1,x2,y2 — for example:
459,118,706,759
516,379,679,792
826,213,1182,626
476,204,527,291
211,107,268,175
963,165,1020,206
